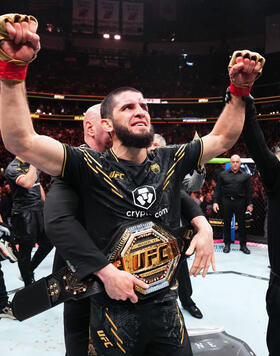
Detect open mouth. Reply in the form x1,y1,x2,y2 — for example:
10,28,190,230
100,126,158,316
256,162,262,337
131,121,147,127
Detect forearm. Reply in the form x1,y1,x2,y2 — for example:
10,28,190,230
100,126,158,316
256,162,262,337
0,81,35,154
191,215,213,235
187,214,214,277
44,182,109,280
0,81,64,176
201,95,245,165
242,100,278,188
47,216,109,280
212,180,221,203
18,165,37,188
212,192,218,204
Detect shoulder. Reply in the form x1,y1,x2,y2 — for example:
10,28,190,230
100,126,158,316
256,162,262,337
157,140,201,157
220,170,227,177
64,144,101,161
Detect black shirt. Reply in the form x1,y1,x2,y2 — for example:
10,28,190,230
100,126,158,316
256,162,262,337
61,141,202,264
4,158,42,212
45,184,203,281
242,100,280,275
45,177,109,279
213,168,252,206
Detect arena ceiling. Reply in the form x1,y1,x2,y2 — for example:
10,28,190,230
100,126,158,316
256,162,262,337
2,0,279,43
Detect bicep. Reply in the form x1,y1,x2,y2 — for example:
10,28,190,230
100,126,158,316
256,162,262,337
201,134,225,165
21,134,64,176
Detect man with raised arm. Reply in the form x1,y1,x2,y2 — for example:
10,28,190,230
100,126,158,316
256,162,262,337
0,14,264,356
242,97,279,356
45,103,112,356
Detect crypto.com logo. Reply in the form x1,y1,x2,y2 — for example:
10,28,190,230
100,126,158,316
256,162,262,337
132,185,156,210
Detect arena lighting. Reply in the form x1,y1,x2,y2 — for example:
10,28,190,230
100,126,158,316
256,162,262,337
114,34,121,40
103,33,110,39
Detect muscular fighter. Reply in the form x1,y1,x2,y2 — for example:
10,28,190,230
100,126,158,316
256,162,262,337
0,14,264,356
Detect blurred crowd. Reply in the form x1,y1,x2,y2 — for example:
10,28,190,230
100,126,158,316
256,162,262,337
26,49,280,100
0,48,279,239
0,117,275,238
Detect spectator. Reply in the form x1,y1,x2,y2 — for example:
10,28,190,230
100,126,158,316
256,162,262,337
213,154,253,254
5,159,53,286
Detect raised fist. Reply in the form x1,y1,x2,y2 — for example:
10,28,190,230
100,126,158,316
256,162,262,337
0,13,40,64
228,50,265,88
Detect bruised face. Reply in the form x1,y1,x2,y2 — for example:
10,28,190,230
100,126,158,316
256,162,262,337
230,155,241,173
111,91,154,148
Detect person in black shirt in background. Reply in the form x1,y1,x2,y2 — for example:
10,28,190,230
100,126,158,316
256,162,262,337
213,154,253,254
4,159,53,286
45,104,112,356
0,183,12,225
242,98,280,356
0,14,264,356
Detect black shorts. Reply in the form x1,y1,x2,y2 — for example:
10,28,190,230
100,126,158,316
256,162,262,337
90,298,192,356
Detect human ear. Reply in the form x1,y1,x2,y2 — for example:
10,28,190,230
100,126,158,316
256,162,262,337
84,121,95,137
101,118,113,133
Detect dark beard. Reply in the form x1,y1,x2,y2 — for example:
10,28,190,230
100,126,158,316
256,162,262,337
113,122,155,149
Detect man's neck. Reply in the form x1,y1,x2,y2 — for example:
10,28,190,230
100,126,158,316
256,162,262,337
112,142,147,163
84,138,105,153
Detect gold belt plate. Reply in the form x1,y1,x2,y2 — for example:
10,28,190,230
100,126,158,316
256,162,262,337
110,220,181,295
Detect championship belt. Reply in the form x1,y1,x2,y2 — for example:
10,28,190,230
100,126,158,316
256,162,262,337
12,219,193,321
108,219,191,296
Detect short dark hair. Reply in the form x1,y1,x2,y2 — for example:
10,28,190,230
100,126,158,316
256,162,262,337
101,87,142,119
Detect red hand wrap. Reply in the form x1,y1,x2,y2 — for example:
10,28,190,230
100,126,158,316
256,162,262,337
0,61,28,81
229,82,251,97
